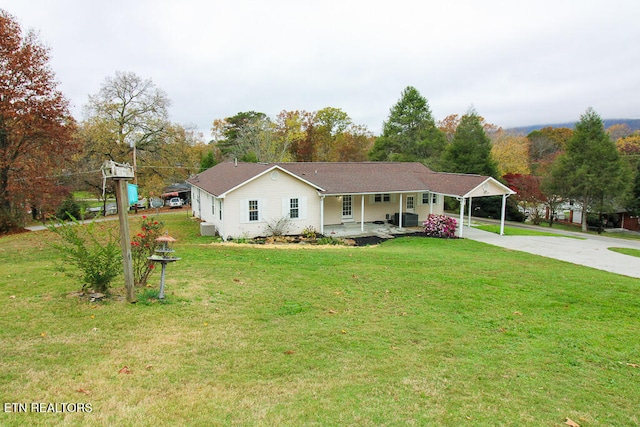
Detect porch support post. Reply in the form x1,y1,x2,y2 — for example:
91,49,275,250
468,196,473,227
399,193,403,229
429,192,433,214
500,194,507,236
458,197,465,238
320,195,325,235
361,195,365,232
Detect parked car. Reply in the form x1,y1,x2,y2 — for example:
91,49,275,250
168,197,184,208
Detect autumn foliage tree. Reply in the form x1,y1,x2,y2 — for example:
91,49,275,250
526,126,572,174
503,173,545,224
0,10,77,231
212,108,373,163
491,131,530,176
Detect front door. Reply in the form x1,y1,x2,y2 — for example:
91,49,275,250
342,195,353,221
406,195,415,213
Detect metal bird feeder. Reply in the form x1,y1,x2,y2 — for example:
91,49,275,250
147,232,181,299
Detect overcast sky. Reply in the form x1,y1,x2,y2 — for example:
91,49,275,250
4,0,640,137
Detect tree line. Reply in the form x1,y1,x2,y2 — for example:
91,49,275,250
1,8,636,233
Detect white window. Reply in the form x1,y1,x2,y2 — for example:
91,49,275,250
374,193,391,203
422,193,438,204
290,198,299,219
218,200,223,220
282,197,307,220
248,200,259,222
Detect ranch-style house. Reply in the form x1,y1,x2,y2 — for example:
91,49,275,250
187,161,515,240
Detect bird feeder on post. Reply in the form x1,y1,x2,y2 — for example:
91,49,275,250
147,233,181,299
101,160,136,303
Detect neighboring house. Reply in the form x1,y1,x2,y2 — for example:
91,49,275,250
187,161,515,240
545,201,640,232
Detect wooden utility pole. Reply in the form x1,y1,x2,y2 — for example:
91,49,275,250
102,160,136,303
115,179,136,302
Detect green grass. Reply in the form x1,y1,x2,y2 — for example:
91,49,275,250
475,224,582,238
609,247,640,258
1,213,639,426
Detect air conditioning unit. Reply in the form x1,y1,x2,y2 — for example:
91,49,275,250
200,223,217,237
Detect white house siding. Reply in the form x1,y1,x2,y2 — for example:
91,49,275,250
191,175,445,238
191,187,201,219
223,170,321,239
191,187,224,237
323,196,343,225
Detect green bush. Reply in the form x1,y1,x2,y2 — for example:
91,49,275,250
56,196,84,221
48,217,122,293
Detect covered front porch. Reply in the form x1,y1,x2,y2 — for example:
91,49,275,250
322,221,423,239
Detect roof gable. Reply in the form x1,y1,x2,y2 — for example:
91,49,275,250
425,172,515,198
187,162,324,197
463,177,516,198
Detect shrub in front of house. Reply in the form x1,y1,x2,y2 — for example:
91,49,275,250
48,216,122,293
423,214,457,238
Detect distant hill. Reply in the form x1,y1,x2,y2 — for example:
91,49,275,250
507,119,640,135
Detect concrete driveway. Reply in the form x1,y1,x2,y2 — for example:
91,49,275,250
462,224,640,279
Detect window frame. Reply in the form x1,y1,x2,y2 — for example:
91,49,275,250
289,198,299,219
248,199,259,222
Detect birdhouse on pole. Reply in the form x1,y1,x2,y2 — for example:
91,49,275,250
101,160,135,180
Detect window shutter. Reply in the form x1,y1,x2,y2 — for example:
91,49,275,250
259,199,266,221
299,197,307,220
239,199,248,223
282,197,289,217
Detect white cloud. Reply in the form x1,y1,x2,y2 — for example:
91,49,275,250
3,0,640,137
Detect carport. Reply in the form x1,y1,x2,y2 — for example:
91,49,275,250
426,173,516,237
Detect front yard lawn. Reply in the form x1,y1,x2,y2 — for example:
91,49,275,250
0,214,638,426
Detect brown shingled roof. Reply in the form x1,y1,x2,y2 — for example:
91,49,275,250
424,171,489,197
187,162,272,197
187,161,509,198
275,162,433,195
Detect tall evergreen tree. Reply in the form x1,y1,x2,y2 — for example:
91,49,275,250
369,86,445,168
549,108,628,232
441,109,498,177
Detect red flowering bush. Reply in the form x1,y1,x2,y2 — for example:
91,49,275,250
423,214,457,238
131,215,164,286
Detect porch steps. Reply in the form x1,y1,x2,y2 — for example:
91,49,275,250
373,231,395,239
